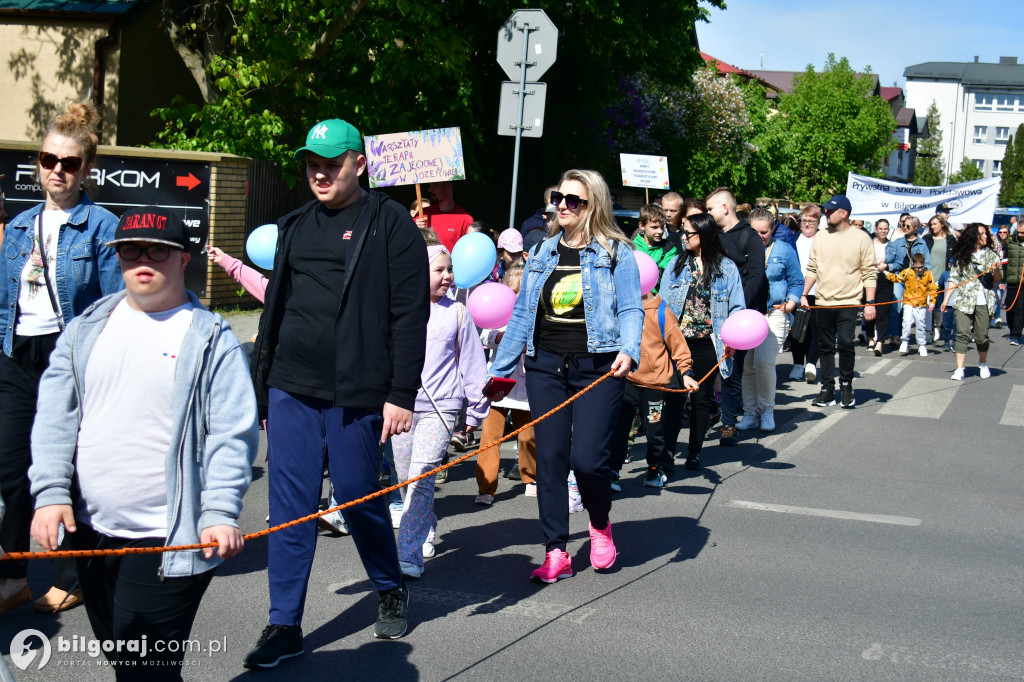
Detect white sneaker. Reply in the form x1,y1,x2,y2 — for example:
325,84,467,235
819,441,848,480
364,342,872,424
423,527,436,558
524,483,537,497
317,510,350,536
759,410,776,432
390,505,403,529
899,342,909,355
789,365,805,381
918,346,928,357
951,367,965,381
979,363,991,379
933,328,941,342
736,413,759,430
804,363,816,383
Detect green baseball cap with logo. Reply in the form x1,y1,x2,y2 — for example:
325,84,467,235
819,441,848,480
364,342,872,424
293,119,363,160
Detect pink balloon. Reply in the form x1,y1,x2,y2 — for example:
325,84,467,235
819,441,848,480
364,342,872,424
634,251,659,295
467,282,517,330
720,309,770,351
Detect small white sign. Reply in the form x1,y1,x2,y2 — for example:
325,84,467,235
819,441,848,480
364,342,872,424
620,153,670,190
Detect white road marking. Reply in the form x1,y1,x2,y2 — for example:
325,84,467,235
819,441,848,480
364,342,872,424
726,500,921,526
773,410,848,460
862,358,891,375
877,377,958,419
885,360,913,376
1000,385,1024,426
861,642,1024,677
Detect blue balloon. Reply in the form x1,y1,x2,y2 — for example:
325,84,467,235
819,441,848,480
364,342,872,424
451,232,497,288
246,224,278,270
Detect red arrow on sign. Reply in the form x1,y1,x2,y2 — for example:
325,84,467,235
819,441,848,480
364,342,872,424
176,173,201,191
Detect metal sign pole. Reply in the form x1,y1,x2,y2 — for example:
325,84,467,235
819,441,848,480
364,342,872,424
508,24,535,232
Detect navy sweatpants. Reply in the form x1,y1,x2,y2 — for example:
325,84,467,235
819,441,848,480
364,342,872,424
267,388,401,626
525,349,623,553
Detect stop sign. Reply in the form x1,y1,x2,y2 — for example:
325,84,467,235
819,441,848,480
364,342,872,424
496,9,558,81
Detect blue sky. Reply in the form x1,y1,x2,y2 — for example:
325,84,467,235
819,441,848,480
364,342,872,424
696,0,1021,87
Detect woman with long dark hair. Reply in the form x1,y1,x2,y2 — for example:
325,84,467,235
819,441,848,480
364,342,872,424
489,169,643,583
0,99,121,614
659,213,744,470
941,223,1000,380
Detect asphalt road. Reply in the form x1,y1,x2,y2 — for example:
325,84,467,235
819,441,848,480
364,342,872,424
2,311,1022,681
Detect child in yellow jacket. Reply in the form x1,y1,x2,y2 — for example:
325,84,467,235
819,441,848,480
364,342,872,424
609,292,699,489
886,253,939,356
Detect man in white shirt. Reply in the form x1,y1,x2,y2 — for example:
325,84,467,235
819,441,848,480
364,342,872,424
30,206,258,680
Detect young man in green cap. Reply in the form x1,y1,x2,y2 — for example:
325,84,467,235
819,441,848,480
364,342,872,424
245,119,430,668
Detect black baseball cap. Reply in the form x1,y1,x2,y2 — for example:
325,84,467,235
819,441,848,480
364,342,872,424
107,206,191,250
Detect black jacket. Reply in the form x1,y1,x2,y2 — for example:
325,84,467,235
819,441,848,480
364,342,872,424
252,191,429,415
923,233,957,272
720,219,768,312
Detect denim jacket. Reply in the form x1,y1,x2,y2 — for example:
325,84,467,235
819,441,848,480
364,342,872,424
489,233,644,377
29,291,259,578
884,236,930,273
765,239,804,309
659,255,745,378
1,195,122,355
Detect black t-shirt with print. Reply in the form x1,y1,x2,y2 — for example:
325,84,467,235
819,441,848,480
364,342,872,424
268,195,370,399
535,241,590,355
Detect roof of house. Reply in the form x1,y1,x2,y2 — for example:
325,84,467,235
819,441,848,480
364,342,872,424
880,86,903,102
0,0,138,13
747,69,880,98
895,107,918,131
904,58,1024,88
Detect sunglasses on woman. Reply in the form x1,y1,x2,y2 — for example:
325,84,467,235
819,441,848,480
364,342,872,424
550,191,589,211
39,151,84,174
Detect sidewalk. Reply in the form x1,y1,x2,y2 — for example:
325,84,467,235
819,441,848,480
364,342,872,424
221,308,262,345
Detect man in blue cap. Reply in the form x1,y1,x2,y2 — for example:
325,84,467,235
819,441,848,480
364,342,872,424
800,195,877,409
245,119,429,668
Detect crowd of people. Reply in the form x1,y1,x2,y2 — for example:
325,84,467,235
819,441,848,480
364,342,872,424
0,104,1017,679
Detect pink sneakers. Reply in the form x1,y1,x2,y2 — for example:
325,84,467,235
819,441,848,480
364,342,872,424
588,521,616,570
530,549,573,583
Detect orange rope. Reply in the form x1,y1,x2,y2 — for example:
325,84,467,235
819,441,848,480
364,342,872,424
4,367,628,561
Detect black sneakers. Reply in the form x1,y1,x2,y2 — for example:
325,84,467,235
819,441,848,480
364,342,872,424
811,386,836,407
839,381,855,408
684,456,701,471
642,466,667,488
505,462,521,480
243,624,303,669
374,582,410,640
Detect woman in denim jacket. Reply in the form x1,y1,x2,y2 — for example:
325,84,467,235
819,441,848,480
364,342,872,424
489,169,642,583
883,216,931,343
659,213,745,470
0,100,121,615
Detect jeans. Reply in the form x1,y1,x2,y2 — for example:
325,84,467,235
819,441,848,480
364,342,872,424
720,348,747,427
816,306,858,386
1005,280,1024,336
791,295,820,366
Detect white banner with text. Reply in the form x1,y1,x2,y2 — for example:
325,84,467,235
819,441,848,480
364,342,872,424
845,173,1000,225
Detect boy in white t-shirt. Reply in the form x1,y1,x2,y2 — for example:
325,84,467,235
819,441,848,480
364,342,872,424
29,206,258,678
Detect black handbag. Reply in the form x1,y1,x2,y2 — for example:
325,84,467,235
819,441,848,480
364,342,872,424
789,306,810,343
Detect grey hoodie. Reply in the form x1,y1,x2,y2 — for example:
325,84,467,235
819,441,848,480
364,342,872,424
29,291,258,578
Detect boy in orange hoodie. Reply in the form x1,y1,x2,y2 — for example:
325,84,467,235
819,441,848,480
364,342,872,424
609,291,699,489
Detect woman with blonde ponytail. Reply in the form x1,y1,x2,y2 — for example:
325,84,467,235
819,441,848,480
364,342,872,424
0,99,122,615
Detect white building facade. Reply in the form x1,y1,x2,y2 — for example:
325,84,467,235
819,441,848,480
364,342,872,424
904,57,1024,182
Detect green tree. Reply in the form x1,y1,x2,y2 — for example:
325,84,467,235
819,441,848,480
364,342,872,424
948,157,984,184
1000,134,1024,206
765,54,897,202
151,0,724,187
913,101,944,186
